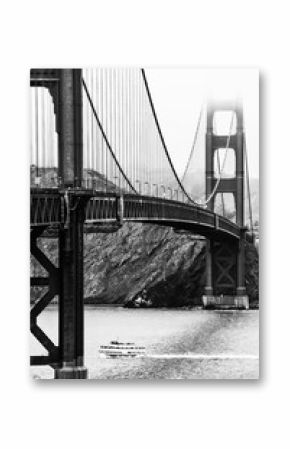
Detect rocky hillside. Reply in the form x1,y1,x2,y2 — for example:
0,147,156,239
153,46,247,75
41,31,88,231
31,222,259,308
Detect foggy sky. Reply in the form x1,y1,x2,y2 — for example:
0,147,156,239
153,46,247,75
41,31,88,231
145,68,259,179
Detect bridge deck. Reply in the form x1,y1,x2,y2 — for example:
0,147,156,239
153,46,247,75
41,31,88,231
30,189,242,240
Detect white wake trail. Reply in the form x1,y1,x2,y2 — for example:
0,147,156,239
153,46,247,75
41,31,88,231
146,354,258,360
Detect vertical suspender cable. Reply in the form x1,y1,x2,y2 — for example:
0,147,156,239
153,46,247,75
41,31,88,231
134,69,137,187
138,70,141,190
138,71,142,189
133,69,136,187
122,70,126,190
41,86,46,172
129,69,132,185
110,68,113,182
88,69,92,183
135,70,138,188
86,69,90,187
106,69,109,185
113,68,117,188
124,70,127,190
119,70,122,190
93,68,97,185
129,69,133,185
108,69,111,183
123,69,126,187
96,68,100,176
105,69,108,190
128,69,131,184
82,78,137,193
90,69,94,184
100,69,104,188
144,88,148,190
31,89,34,169
138,71,141,190
35,88,39,179
127,70,131,187
47,86,52,170
119,70,122,191
244,134,254,233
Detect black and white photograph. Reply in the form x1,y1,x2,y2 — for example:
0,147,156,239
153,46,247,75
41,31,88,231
30,68,259,380
4,2,290,447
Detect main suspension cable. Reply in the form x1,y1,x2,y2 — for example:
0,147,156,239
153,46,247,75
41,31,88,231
141,68,198,205
213,119,225,216
141,69,234,208
181,105,204,182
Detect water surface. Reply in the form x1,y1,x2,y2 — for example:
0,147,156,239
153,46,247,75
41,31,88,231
30,306,259,380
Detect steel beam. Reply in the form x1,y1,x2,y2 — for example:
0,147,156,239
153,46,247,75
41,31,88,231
30,227,60,367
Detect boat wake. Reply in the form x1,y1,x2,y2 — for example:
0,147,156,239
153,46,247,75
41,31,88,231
146,353,258,360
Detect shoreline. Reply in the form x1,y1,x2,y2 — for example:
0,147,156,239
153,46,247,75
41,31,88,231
41,303,259,311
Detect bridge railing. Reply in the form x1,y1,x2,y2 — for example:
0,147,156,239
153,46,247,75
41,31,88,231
30,190,62,226
30,189,241,239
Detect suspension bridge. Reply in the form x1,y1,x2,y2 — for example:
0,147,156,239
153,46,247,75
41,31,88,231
30,68,254,378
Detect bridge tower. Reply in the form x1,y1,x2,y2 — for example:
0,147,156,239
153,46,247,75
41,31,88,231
202,101,249,309
30,69,88,378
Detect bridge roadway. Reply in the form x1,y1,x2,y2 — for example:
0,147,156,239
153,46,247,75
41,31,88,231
30,188,243,241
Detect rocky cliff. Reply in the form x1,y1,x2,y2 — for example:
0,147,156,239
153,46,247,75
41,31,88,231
31,222,259,308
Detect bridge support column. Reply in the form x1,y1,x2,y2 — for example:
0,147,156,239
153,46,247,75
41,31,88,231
55,203,87,379
202,239,216,309
54,69,87,379
202,238,249,310
204,239,213,296
235,235,249,309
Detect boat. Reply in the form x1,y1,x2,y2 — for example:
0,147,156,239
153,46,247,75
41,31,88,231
99,341,146,359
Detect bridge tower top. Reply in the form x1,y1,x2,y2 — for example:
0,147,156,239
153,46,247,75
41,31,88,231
205,100,245,228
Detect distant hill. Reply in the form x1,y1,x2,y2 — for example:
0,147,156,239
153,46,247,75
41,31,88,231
30,165,259,225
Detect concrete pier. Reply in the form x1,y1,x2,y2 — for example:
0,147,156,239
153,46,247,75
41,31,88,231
55,366,88,379
202,295,249,310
